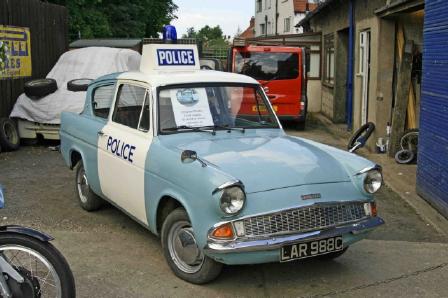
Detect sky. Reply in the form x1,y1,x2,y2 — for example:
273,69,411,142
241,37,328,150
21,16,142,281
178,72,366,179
171,0,254,38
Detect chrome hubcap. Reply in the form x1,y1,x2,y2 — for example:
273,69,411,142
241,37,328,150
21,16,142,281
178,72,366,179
167,221,204,274
77,168,89,203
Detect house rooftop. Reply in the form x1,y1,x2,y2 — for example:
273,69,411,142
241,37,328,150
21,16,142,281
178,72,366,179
294,0,318,13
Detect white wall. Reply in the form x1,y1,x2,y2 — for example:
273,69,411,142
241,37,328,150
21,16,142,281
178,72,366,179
255,0,311,36
254,0,276,36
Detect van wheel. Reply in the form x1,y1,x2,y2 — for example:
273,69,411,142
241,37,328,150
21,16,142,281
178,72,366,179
74,161,103,211
161,208,222,284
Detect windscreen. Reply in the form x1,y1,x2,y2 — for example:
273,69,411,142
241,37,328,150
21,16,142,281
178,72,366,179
158,84,279,133
234,51,299,81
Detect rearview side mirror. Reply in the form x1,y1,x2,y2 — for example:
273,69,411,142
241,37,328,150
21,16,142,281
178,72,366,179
181,150,207,167
181,150,198,164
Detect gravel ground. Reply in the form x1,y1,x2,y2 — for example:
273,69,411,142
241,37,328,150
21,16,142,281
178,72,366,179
0,125,446,297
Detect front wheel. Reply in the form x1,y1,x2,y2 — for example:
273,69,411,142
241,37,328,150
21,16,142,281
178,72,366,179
161,208,222,284
0,233,76,297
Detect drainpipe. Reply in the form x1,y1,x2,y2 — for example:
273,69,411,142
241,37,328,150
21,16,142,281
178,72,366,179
346,0,355,130
275,0,279,35
265,15,268,36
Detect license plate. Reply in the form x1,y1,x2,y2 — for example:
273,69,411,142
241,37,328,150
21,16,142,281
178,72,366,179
280,236,343,262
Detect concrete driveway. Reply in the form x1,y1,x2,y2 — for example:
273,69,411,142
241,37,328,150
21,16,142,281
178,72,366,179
0,125,447,297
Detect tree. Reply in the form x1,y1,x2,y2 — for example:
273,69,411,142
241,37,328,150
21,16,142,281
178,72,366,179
46,0,178,40
181,25,228,47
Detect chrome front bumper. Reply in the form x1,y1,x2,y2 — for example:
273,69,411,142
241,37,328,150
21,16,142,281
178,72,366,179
204,216,384,254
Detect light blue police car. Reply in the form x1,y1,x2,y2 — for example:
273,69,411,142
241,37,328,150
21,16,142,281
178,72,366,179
60,41,384,284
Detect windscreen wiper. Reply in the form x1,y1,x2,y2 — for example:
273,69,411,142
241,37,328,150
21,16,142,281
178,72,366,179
213,124,245,134
164,125,216,135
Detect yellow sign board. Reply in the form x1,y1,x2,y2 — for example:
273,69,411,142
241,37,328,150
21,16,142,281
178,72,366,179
0,25,32,79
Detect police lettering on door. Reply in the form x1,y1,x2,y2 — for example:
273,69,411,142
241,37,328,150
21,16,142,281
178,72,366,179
107,136,136,163
157,49,195,66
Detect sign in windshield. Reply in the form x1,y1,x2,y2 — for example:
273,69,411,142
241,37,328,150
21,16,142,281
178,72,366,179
158,85,279,133
234,52,299,81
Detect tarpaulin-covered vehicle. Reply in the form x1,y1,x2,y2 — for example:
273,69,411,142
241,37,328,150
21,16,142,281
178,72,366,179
59,40,384,284
10,47,140,140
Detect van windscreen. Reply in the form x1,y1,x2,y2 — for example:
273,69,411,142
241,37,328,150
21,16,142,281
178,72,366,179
234,52,299,81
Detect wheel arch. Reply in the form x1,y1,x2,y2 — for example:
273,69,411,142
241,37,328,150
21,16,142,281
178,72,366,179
154,195,185,236
0,225,53,242
69,149,83,169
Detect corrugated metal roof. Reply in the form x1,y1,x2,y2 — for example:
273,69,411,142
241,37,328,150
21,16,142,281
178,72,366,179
69,39,142,49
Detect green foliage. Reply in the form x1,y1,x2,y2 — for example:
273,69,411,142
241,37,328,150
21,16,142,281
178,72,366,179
46,0,178,40
182,25,229,47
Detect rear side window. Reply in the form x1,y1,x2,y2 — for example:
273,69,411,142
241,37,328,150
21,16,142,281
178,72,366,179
92,85,116,119
112,84,147,130
234,52,299,81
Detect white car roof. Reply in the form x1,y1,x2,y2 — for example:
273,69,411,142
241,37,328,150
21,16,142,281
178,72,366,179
115,70,259,87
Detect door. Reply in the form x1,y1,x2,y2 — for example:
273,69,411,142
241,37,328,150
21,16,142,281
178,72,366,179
97,82,153,225
359,30,371,125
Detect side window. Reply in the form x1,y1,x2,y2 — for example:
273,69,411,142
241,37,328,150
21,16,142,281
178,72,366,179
112,84,148,130
92,85,115,119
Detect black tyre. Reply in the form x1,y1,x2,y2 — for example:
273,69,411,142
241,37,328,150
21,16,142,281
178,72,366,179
295,120,306,131
161,208,223,284
0,118,20,151
315,247,348,260
24,79,58,98
395,149,415,164
67,78,93,92
0,233,76,298
75,161,103,211
348,122,375,152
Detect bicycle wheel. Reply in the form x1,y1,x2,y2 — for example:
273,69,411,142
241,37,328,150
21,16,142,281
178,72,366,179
0,233,75,298
400,129,419,153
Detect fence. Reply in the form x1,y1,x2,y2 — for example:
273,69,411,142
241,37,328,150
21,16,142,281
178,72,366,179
0,0,68,118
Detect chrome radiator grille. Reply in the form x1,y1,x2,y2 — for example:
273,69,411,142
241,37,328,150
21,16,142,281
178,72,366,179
238,202,368,238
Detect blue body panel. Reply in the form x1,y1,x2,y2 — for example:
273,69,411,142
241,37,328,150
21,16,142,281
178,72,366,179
60,73,380,266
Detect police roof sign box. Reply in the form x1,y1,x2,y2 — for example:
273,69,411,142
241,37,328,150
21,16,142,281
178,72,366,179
140,44,200,73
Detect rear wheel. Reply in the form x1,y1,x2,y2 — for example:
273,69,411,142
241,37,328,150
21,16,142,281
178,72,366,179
74,161,103,211
161,208,222,284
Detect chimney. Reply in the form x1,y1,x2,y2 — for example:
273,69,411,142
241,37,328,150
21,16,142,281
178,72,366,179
250,17,255,27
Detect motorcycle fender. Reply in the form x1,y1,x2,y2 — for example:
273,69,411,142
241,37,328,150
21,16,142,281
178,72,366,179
0,225,53,242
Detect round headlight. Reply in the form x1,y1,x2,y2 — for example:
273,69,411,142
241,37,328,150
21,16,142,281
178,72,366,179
364,170,383,194
220,186,246,215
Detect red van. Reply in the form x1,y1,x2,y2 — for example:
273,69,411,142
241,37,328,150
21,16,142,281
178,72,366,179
230,45,307,129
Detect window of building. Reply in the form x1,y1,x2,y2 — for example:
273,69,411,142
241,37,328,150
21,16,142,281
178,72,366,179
266,0,271,9
260,23,266,35
284,17,291,33
307,45,321,79
112,84,149,131
323,33,335,85
257,0,262,12
92,84,116,119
